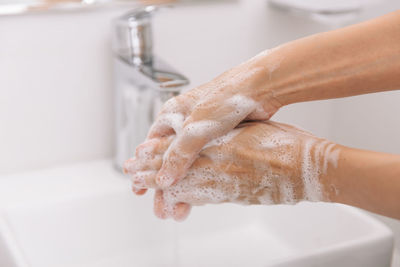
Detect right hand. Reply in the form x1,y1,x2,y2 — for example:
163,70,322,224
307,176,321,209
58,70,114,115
146,49,284,189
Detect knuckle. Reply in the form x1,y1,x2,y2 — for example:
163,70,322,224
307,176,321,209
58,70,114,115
123,158,136,174
161,96,181,113
135,140,157,158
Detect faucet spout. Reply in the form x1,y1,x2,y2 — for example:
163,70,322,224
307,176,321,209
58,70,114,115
112,6,189,171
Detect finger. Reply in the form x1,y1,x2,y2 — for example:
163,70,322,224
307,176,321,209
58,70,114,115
135,138,159,159
147,96,187,139
147,115,180,139
124,136,174,175
123,158,136,174
132,186,148,195
131,170,158,189
245,99,281,121
127,137,175,190
172,203,191,222
124,139,161,175
156,95,257,188
147,87,206,139
124,157,161,174
152,135,175,155
154,190,168,219
124,158,144,174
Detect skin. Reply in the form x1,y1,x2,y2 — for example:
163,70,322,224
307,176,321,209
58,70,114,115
126,121,339,220
126,122,400,221
332,148,400,220
127,10,400,220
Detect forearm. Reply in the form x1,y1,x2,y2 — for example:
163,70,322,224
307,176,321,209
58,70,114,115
326,146,400,219
247,10,400,106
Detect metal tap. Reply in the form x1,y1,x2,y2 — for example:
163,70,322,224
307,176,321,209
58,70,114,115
112,6,189,171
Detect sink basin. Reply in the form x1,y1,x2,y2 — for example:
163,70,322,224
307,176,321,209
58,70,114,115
0,160,393,267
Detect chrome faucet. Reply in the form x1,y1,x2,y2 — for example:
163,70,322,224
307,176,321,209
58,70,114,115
112,6,189,171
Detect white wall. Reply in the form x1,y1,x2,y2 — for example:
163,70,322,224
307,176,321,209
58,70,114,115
0,8,125,174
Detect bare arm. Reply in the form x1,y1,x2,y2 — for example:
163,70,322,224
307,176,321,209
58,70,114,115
327,147,400,220
255,10,400,105
131,11,400,216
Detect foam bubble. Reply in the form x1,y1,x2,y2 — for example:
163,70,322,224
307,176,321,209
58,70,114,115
151,116,342,213
279,178,296,204
157,113,185,135
301,139,322,201
162,168,240,207
257,192,274,205
300,138,341,202
203,127,243,149
259,132,295,149
136,143,155,159
225,95,257,116
131,170,156,188
183,120,221,138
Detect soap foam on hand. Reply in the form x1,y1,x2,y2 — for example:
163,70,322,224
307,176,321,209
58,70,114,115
125,118,340,221
156,121,340,219
154,94,263,188
125,47,342,220
144,47,286,191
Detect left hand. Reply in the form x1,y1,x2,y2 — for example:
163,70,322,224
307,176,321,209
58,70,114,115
124,121,340,221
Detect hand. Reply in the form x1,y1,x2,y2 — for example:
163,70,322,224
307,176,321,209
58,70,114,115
146,49,284,188
124,121,341,221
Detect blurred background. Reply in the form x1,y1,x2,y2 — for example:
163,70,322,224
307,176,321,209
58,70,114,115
0,0,399,266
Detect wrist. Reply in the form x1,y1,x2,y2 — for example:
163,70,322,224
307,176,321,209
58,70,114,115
321,145,358,204
238,48,288,114
243,44,308,110
324,146,400,219
303,141,344,204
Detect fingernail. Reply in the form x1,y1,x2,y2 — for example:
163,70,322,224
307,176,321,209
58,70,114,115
135,189,147,195
123,158,137,174
131,186,147,195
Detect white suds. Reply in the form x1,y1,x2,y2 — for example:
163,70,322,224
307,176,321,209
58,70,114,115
225,95,257,116
161,122,341,209
163,168,241,206
131,170,156,188
183,120,221,138
301,138,340,202
156,113,185,135
301,139,322,201
136,143,156,159
259,132,295,149
203,127,243,149
279,179,296,204
257,194,274,205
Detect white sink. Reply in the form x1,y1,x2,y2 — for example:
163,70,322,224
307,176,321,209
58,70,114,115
0,160,393,267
